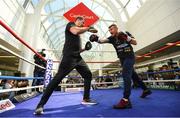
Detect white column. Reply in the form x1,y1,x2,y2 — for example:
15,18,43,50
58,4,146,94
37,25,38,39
18,1,44,77
18,14,40,77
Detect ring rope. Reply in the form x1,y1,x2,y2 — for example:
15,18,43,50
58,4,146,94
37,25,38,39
59,80,180,86
0,44,46,69
143,68,180,74
0,80,179,93
0,85,43,93
0,76,43,80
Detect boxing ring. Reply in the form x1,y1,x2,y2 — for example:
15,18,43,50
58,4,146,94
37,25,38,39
0,18,180,117
0,88,180,117
0,72,180,117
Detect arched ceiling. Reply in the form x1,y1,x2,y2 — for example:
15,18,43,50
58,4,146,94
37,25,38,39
31,0,146,59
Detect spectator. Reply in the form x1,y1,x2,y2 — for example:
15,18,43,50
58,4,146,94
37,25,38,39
168,59,178,69
14,71,29,95
0,80,7,100
3,80,15,101
91,79,97,90
105,76,113,87
66,78,74,88
33,49,47,86
175,70,180,90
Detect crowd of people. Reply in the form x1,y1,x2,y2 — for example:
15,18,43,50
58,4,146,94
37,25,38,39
139,59,180,89
0,49,47,101
0,71,29,101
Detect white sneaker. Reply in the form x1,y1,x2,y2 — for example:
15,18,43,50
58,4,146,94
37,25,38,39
81,99,98,105
34,106,44,115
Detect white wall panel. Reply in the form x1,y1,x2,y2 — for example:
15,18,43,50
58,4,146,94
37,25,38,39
126,0,180,51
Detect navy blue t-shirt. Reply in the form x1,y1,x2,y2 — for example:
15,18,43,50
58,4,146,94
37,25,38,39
108,32,134,58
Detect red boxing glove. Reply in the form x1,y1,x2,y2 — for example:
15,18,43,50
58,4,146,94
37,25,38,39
118,32,132,42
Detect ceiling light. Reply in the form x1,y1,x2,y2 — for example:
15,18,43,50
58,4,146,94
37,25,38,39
176,44,180,46
166,43,174,46
166,43,180,46
136,55,142,57
144,55,151,58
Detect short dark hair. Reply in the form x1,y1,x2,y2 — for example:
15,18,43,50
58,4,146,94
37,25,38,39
108,24,117,29
75,16,84,21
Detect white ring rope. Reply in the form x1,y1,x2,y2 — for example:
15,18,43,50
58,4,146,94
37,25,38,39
143,79,180,83
0,80,180,94
0,44,46,69
59,81,121,86
58,80,180,86
0,85,44,93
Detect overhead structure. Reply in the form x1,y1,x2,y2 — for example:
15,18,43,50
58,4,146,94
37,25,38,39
29,0,147,59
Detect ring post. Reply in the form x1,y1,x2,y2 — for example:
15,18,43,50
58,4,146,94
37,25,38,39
44,59,53,88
